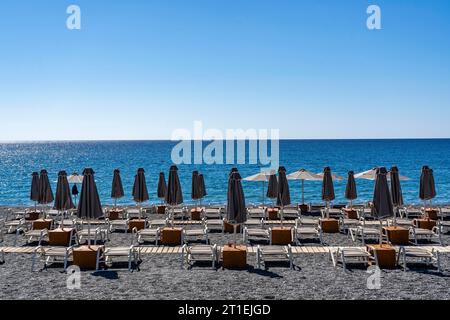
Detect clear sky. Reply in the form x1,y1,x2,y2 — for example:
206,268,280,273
0,0,449,140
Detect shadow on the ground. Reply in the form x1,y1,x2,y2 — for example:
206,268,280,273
91,270,119,279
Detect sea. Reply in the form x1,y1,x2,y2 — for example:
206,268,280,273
0,139,448,206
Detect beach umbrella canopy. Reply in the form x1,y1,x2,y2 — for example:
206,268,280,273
355,168,410,181
243,170,275,205
198,174,207,198
77,168,103,219
191,171,202,200
67,173,83,184
226,170,247,224
30,172,40,202
111,169,124,200
372,167,394,219
132,168,149,203
266,173,278,199
166,165,183,205
345,171,358,202
419,165,436,201
38,169,54,205
54,170,75,211
157,172,167,200
321,167,335,203
277,166,291,207
71,184,79,196
287,169,321,204
390,166,404,207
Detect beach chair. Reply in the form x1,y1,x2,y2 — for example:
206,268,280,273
204,217,224,233
282,208,300,220
57,218,78,229
321,208,342,219
0,221,4,263
256,245,293,270
294,219,323,245
339,217,360,234
14,225,49,246
297,216,320,226
389,218,414,229
409,226,442,245
404,208,423,219
183,223,209,244
204,208,221,219
397,247,441,272
96,228,140,272
247,207,266,220
4,211,25,234
137,219,166,244
107,217,130,233
126,208,142,220
243,219,270,244
349,221,384,245
330,247,373,271
31,245,73,271
76,225,104,245
181,244,218,269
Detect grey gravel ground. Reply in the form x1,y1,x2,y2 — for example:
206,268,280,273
1,207,450,300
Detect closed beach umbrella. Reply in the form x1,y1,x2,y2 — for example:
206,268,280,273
191,171,202,202
157,172,167,201
77,168,103,246
322,167,335,205
111,169,124,209
372,167,394,220
166,165,183,223
227,170,246,243
243,170,274,205
266,173,278,204
419,166,436,207
277,166,291,226
287,169,321,205
133,168,149,218
30,172,40,211
166,165,183,205
54,170,75,212
390,166,404,207
345,171,357,208
198,174,207,204
277,167,291,207
38,169,54,217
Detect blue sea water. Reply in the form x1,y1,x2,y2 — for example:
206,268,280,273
0,140,449,206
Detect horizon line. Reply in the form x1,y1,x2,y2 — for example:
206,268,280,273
1,137,450,143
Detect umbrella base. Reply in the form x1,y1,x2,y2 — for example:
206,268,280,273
26,211,41,221
320,218,339,233
128,219,146,231
414,219,436,230
157,205,166,214
222,245,247,269
190,208,202,221
424,209,438,220
108,209,123,220
383,226,409,245
342,208,358,220
73,245,104,270
161,227,183,245
48,228,74,246
367,244,396,269
298,204,308,214
271,227,292,245
32,219,53,230
224,221,241,233
267,208,279,220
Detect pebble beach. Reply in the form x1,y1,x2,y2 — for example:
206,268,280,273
1,207,450,300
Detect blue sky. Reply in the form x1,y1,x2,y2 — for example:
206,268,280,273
0,0,449,140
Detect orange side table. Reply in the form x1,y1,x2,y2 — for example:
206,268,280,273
157,205,166,214
267,208,279,220
224,221,241,233
73,245,104,269
32,219,53,230
383,226,409,245
414,219,436,230
367,244,396,269
424,209,438,220
343,208,358,220
48,228,74,246
320,218,340,233
161,227,183,245
271,227,292,245
298,204,308,214
108,209,123,220
222,245,247,269
190,208,202,221
128,219,146,231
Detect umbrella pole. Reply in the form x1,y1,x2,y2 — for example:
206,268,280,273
280,206,284,228
88,218,91,247
262,181,265,207
302,180,304,204
233,224,237,246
